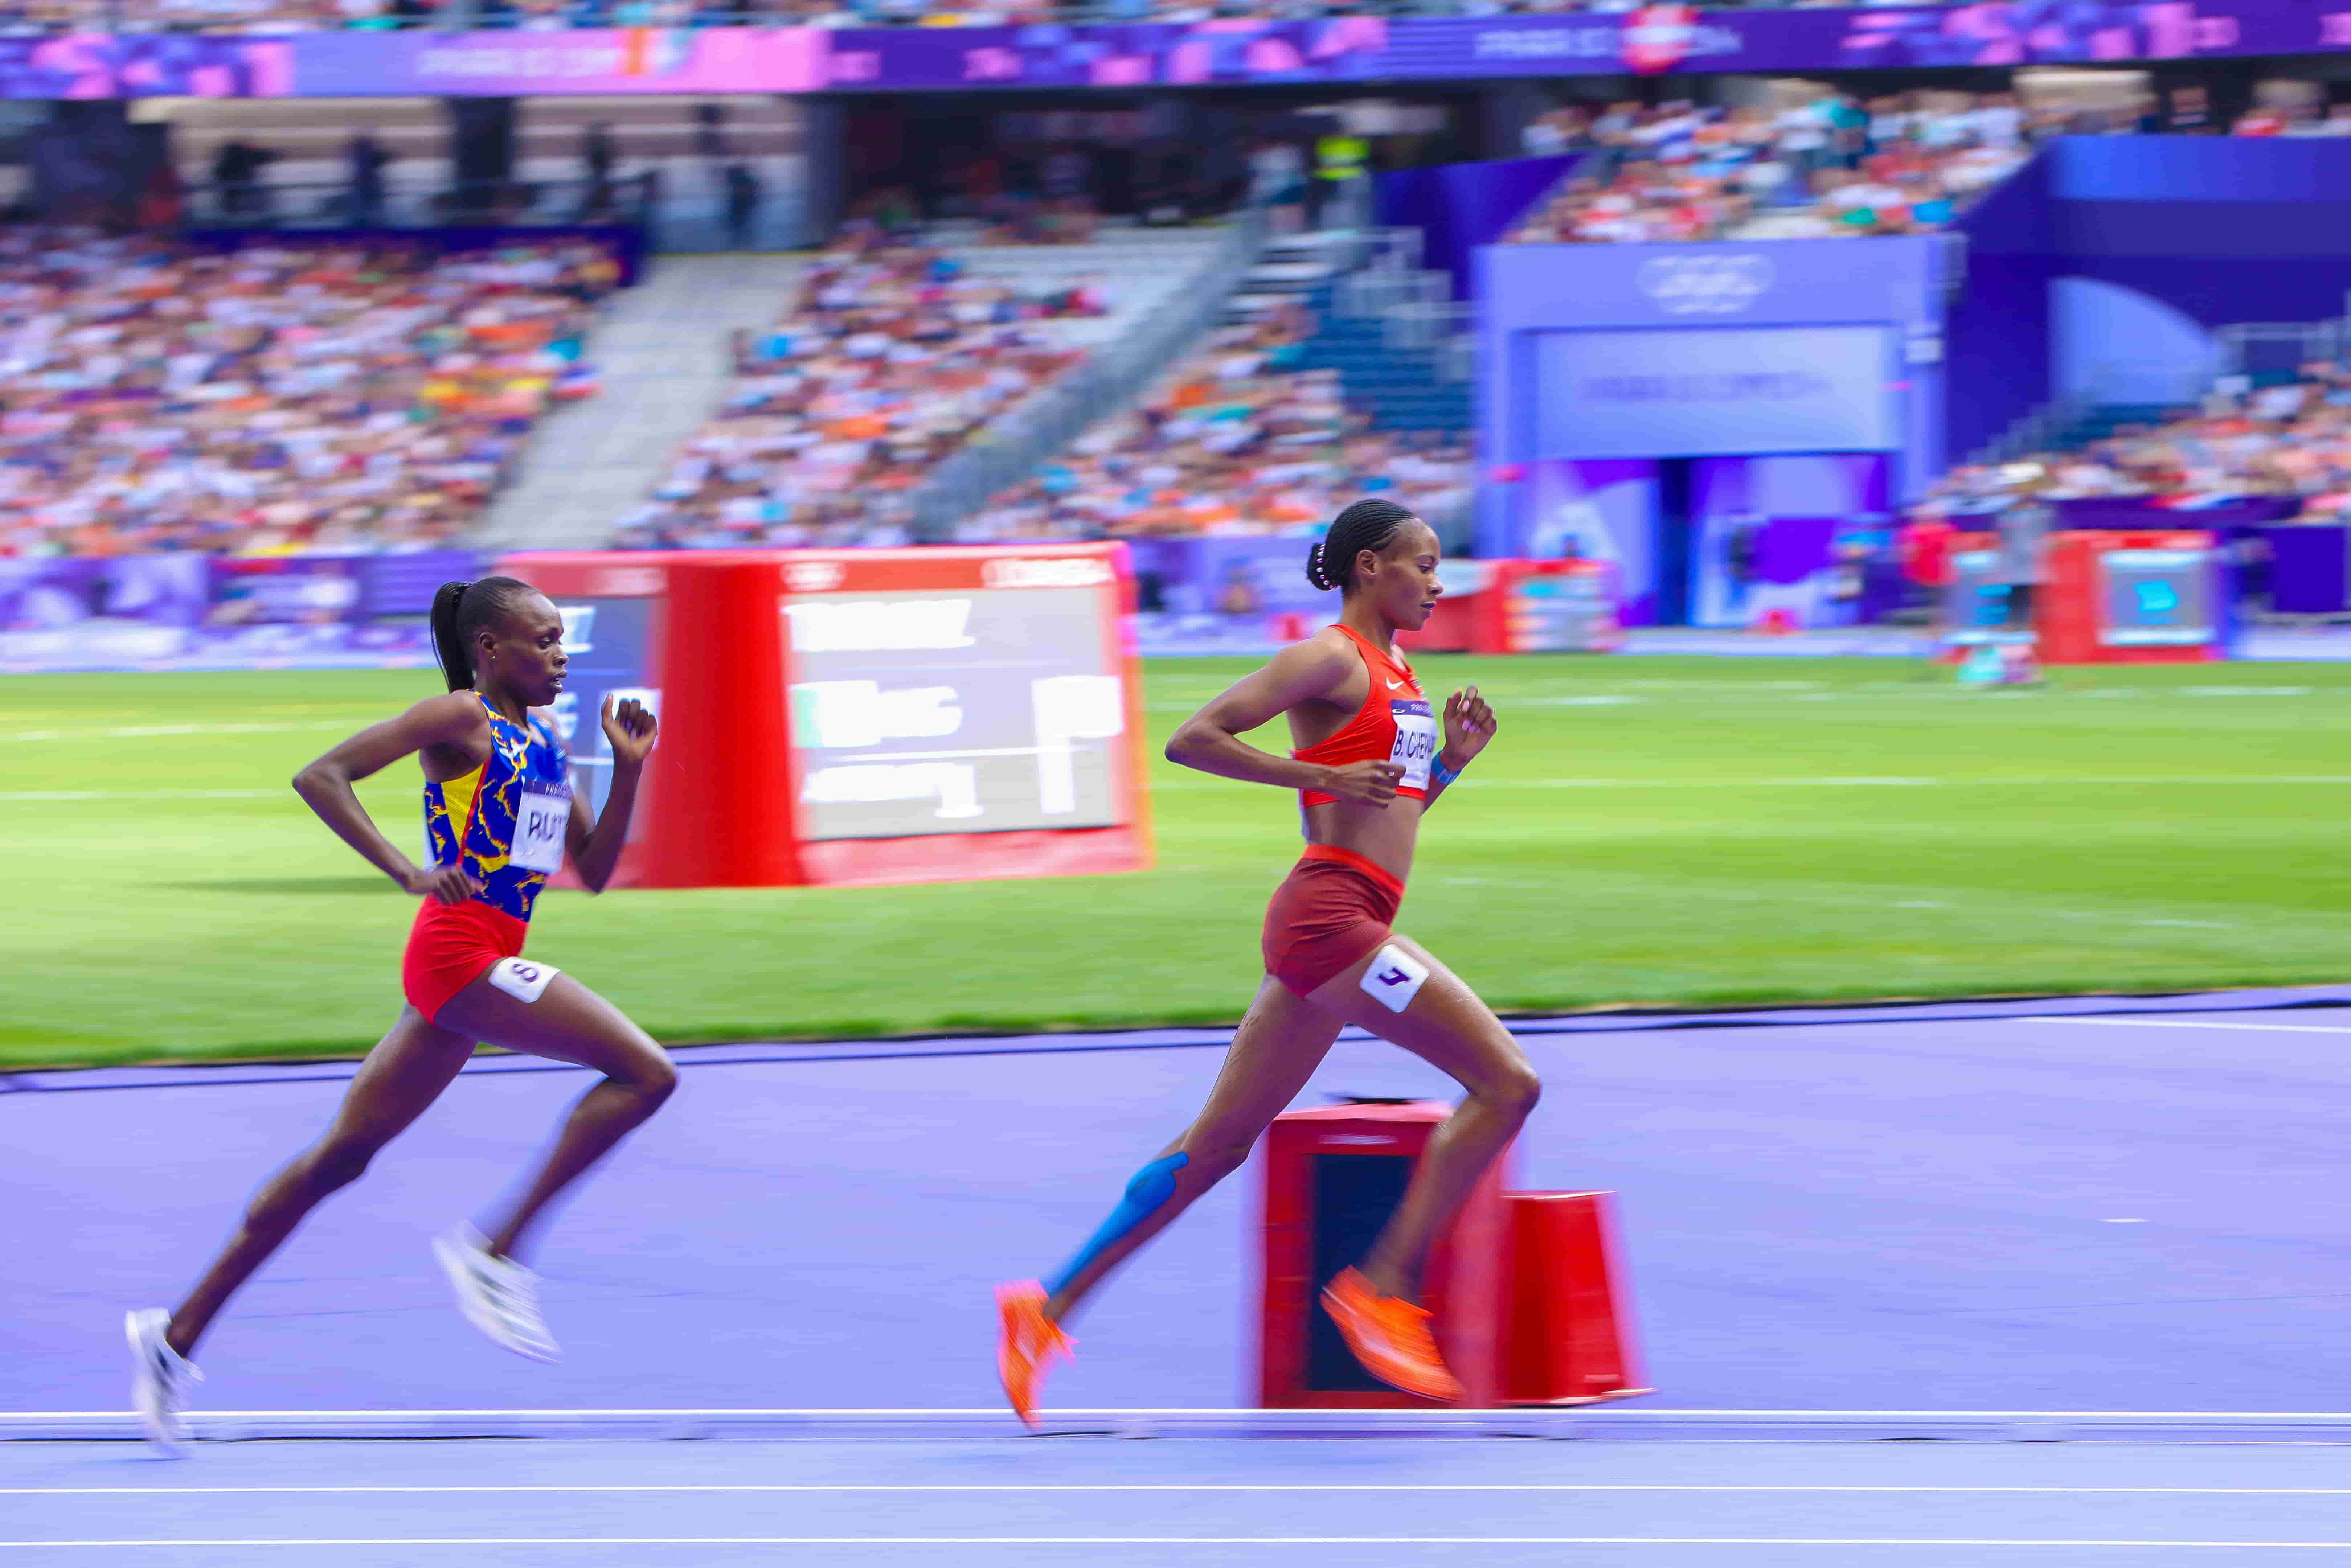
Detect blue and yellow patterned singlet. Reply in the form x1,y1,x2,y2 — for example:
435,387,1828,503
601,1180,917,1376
422,695,574,924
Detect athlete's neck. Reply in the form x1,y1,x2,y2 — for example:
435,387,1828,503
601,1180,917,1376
474,683,531,726
1337,601,1398,655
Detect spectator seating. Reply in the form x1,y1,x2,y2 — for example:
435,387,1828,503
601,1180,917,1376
611,220,1229,549
0,231,614,558
958,290,1470,544
1506,92,2032,245
1917,365,2351,524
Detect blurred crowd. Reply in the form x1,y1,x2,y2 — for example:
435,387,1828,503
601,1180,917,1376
958,299,1469,544
1507,92,2031,244
611,230,1106,551
0,231,611,559
1507,85,2351,245
1921,365,2351,524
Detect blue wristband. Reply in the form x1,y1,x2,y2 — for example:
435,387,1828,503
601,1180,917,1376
1430,754,1466,790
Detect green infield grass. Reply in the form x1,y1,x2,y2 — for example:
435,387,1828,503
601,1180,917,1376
4,656,2348,1068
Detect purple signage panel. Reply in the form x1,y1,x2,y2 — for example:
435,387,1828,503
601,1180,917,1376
1689,453,1893,629
1491,458,1662,625
0,34,290,98
818,5,2351,89
13,5,2342,99
822,17,1388,90
294,26,823,96
0,550,474,673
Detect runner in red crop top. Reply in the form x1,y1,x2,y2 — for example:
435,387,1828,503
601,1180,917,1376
994,499,1539,1421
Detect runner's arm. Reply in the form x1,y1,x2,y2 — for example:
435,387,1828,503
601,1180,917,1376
565,695,658,893
1165,639,1404,806
292,693,485,903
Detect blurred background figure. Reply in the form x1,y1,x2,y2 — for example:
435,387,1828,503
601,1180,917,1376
345,128,388,227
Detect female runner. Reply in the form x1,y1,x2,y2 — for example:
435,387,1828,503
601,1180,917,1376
994,498,1537,1421
126,575,673,1453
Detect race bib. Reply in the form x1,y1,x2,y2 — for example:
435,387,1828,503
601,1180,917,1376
488,956,558,1005
510,785,571,875
1388,699,1437,793
1360,944,1431,1014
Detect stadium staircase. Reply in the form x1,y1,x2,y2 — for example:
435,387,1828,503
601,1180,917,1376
1291,286,1471,435
1224,228,1471,435
473,253,807,552
909,216,1268,538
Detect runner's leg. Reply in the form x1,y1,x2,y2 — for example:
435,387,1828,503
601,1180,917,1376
165,1009,475,1357
1308,934,1540,1303
433,971,676,1263
1044,976,1343,1322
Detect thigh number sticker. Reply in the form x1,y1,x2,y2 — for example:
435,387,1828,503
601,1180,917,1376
488,957,559,1004
1360,944,1430,1014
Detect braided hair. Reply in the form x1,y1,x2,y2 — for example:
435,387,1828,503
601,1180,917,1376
429,576,537,692
1305,498,1420,595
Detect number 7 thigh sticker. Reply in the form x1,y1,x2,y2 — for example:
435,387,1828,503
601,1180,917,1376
1360,944,1430,1014
488,957,559,1004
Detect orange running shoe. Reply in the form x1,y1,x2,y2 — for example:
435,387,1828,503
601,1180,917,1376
994,1280,1075,1428
1320,1267,1464,1403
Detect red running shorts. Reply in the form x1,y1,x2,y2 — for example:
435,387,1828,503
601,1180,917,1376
402,898,529,1024
1262,844,1406,998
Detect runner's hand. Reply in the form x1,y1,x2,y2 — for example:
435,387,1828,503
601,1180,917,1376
602,694,659,768
403,865,483,905
1443,685,1498,766
1323,759,1406,807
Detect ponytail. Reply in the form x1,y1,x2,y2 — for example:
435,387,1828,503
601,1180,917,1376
429,575,534,693
1305,497,1418,595
430,580,473,691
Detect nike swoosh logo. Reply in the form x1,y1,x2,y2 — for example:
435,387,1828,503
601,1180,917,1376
1387,679,1407,690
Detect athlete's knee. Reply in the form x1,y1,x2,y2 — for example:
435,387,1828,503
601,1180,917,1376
1471,1059,1540,1123
300,1137,380,1195
617,1048,677,1108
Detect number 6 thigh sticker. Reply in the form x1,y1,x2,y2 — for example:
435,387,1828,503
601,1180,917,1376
1360,944,1430,1014
488,957,559,1004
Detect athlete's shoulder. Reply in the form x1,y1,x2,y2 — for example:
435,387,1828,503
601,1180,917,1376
1272,627,1361,680
1257,628,1361,708
406,690,491,745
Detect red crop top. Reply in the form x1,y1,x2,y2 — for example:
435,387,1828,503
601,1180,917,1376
1294,624,1438,808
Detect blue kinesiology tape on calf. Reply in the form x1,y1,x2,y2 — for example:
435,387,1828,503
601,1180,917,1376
1042,1151,1191,1298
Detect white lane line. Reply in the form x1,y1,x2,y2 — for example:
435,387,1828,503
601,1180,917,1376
2022,1018,2351,1037
10,1538,2351,1549
23,1495,2351,1505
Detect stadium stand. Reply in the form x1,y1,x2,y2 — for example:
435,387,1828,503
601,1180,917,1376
1505,92,2031,244
0,231,613,559
959,237,1471,544
1920,364,2351,523
610,218,1232,549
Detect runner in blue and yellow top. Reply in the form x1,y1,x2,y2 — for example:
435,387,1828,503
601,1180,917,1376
124,576,672,1455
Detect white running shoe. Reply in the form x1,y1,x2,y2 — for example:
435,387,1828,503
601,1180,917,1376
124,1308,200,1456
434,1224,559,1363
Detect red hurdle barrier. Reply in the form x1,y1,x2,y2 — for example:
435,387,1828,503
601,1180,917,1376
1256,1101,1647,1409
1504,1191,1649,1406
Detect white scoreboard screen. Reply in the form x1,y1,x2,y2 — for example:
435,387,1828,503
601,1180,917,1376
499,545,1147,891
781,563,1132,842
